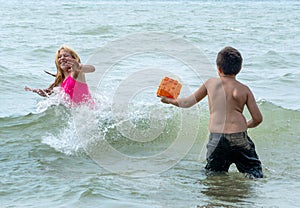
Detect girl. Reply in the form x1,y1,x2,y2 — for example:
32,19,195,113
25,45,95,105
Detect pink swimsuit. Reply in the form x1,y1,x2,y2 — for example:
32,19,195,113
61,75,92,104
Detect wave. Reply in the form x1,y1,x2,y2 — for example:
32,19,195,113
70,25,114,36
1,97,299,158
0,106,69,128
2,99,297,127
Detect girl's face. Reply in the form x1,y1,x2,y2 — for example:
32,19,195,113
58,50,73,72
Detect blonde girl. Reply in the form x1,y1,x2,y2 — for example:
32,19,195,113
25,45,95,104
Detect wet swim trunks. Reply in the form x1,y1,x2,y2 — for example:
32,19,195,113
205,131,263,178
61,75,92,104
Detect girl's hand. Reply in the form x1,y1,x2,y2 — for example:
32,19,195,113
64,57,81,72
24,86,32,91
24,86,51,97
64,57,95,74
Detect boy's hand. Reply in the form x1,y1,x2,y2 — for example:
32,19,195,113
160,96,171,104
159,96,180,107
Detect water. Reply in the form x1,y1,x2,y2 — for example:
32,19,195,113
1,0,300,207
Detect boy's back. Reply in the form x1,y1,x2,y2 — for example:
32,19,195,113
206,76,253,134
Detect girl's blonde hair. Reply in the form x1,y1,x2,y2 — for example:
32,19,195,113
48,45,81,90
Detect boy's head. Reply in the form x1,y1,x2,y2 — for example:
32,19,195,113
216,46,243,75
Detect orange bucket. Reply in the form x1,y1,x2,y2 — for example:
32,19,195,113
156,77,182,99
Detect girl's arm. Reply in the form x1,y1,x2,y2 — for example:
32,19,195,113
72,63,95,83
79,64,95,73
65,57,95,81
24,86,52,97
64,57,95,75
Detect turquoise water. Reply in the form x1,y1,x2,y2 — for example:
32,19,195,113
1,0,300,207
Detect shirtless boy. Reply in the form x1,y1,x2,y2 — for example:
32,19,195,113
161,46,263,178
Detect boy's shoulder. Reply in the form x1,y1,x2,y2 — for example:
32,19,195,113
204,77,222,86
205,77,251,92
205,77,221,83
234,79,250,91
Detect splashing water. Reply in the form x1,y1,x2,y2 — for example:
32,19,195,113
39,91,178,158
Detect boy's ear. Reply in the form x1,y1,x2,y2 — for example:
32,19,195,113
217,67,223,74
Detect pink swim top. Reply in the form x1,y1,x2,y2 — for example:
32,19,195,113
61,75,92,104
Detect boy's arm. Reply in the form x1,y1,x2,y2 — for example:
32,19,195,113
161,83,207,108
246,89,263,128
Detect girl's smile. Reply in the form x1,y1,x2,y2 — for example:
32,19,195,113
58,50,73,70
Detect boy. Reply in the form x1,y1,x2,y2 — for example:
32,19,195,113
160,46,263,178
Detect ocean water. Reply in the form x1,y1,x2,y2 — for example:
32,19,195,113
1,0,300,207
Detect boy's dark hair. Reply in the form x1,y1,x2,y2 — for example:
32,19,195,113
216,46,243,75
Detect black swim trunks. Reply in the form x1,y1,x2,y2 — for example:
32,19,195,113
205,131,263,178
